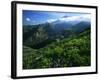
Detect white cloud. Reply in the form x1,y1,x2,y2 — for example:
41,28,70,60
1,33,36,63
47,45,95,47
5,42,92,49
26,18,31,22
46,14,91,24
60,14,91,22
82,14,91,19
60,16,80,21
47,19,57,23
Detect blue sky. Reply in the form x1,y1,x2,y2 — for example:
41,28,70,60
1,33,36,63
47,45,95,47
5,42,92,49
23,10,90,25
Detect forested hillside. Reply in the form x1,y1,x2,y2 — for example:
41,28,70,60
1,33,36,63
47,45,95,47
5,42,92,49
23,28,91,69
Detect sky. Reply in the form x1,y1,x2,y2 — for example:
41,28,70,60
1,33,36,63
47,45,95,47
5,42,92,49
23,10,90,25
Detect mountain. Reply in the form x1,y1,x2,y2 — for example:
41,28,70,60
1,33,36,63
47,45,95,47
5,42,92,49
23,16,91,49
51,20,73,32
46,15,91,33
71,21,90,33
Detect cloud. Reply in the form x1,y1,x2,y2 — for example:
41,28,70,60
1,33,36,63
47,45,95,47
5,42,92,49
47,19,57,23
26,18,31,21
45,14,91,24
60,14,91,22
60,16,80,21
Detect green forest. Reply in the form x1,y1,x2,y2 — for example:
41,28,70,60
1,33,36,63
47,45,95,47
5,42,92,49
23,27,91,69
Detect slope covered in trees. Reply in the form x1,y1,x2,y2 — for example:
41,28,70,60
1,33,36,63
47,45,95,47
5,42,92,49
23,28,91,69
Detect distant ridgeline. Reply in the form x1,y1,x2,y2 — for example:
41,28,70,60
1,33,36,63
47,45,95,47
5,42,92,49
23,20,90,49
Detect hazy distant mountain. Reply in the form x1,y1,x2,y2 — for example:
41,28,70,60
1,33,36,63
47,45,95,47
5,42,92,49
71,21,90,33
23,15,91,48
46,15,90,32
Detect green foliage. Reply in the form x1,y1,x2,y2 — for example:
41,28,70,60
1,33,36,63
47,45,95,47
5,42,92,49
23,28,91,69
